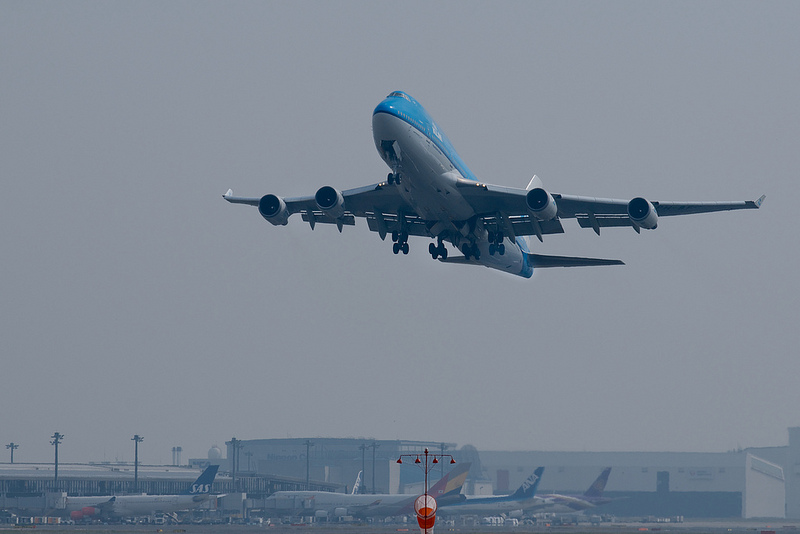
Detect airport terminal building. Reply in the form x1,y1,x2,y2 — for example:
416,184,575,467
2,429,800,519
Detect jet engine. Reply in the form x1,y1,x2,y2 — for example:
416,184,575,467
627,197,658,229
258,194,290,226
526,188,558,220
315,186,346,219
333,507,349,518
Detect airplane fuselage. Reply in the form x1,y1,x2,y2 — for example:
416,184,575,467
264,490,416,518
438,494,539,517
64,494,209,517
372,92,532,278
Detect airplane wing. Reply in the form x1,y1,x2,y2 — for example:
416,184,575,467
455,180,765,238
225,182,764,242
224,184,424,238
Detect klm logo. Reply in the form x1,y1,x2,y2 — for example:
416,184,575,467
190,483,211,494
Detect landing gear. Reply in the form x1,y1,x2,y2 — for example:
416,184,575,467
392,231,409,254
487,230,506,256
387,172,401,185
429,241,448,260
462,243,480,260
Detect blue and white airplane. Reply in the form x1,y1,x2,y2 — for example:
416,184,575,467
438,466,544,517
224,91,764,278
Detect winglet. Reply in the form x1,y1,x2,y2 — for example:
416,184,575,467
756,194,766,208
224,189,233,199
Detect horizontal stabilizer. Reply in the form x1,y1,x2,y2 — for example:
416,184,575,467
528,253,624,268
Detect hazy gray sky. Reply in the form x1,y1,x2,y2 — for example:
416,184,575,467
2,1,797,465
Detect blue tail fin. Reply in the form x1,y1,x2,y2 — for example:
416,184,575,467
583,467,611,499
510,467,544,499
183,465,219,495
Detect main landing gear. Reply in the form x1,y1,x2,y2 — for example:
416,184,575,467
428,241,448,260
487,231,506,256
387,172,401,185
462,243,480,260
392,231,409,254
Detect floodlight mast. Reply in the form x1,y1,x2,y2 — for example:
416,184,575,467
396,448,455,534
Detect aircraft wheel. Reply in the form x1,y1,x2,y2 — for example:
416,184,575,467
489,244,496,256
402,242,409,254
387,172,394,185
393,242,400,254
498,244,506,255
440,247,448,260
392,231,398,242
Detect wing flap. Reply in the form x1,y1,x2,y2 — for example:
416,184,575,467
301,212,356,226
365,214,431,237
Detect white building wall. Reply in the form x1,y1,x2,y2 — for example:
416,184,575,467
743,454,785,518
479,451,747,493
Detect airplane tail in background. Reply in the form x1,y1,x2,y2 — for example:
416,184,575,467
428,462,471,503
583,467,612,499
510,467,544,500
351,470,363,495
183,465,219,495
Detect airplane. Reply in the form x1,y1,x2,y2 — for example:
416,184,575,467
224,91,764,278
438,466,544,517
62,464,219,520
527,467,613,514
263,462,470,519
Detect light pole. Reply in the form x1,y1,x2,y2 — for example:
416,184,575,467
369,442,380,494
439,443,448,480
6,443,19,464
50,432,64,489
304,440,314,490
397,448,455,534
131,435,144,492
226,438,239,490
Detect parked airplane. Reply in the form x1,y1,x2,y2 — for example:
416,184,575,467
528,467,613,514
224,91,764,278
62,465,219,520
263,462,470,519
438,466,544,517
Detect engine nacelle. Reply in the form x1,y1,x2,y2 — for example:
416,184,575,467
627,197,658,229
333,507,349,518
258,194,290,226
526,188,558,220
315,186,346,219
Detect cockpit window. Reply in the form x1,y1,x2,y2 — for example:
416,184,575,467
388,91,411,101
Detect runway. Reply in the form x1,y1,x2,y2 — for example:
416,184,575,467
2,519,799,534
